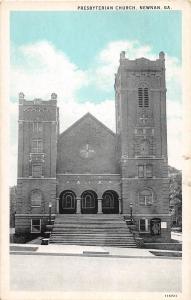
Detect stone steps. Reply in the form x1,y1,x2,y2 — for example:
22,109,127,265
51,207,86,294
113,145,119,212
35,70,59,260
51,235,135,239
49,214,137,248
54,225,126,227
52,232,133,235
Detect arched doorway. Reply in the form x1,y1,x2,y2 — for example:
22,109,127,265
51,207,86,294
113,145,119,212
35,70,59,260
59,190,76,214
81,190,98,214
102,190,119,214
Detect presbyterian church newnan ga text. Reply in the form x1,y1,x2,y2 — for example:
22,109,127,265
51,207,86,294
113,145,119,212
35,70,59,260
15,51,170,242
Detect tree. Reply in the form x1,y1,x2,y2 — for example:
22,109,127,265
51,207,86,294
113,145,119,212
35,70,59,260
168,166,182,227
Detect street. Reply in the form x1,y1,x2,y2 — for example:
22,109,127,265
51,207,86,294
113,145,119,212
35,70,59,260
10,254,181,292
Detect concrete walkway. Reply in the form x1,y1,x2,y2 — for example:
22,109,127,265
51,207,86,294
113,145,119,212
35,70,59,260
10,243,182,259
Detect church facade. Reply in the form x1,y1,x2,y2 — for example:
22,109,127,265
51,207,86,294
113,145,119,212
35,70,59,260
15,52,171,242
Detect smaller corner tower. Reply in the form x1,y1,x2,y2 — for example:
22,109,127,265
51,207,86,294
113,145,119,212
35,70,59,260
16,93,59,234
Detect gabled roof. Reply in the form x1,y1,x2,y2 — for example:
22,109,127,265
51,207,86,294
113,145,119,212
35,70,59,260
59,112,116,138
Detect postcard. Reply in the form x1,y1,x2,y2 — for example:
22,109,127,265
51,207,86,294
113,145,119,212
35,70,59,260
0,1,191,300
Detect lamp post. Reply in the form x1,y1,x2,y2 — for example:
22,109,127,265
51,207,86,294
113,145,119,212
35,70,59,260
130,202,133,224
48,202,52,225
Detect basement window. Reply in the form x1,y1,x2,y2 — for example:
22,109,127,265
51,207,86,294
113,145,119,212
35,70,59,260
31,219,41,233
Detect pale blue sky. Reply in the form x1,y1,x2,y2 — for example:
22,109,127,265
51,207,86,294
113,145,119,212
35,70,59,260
11,11,181,65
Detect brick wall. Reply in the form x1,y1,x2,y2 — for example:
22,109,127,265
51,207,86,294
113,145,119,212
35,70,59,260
57,174,121,199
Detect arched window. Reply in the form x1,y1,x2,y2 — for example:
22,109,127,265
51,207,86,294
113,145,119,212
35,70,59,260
139,189,153,206
31,190,42,207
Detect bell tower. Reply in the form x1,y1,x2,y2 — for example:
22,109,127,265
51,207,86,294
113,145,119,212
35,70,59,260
15,93,59,233
115,51,170,241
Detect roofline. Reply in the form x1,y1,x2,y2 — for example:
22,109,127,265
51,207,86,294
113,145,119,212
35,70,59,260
59,112,116,138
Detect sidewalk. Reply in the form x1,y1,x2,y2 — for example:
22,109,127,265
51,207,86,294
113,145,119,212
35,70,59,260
10,243,182,259
171,231,182,242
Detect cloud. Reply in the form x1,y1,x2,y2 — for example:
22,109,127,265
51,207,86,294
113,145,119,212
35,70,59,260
11,41,88,101
89,40,154,91
90,40,181,95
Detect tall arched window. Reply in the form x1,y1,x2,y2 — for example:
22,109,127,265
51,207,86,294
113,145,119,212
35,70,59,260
31,190,42,207
139,189,153,206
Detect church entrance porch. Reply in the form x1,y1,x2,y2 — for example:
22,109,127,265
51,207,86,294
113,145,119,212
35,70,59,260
81,190,98,214
58,190,120,214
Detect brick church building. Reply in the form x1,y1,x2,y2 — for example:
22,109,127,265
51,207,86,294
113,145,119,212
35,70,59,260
15,51,171,242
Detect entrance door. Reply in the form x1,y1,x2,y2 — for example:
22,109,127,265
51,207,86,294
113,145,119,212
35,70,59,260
81,190,98,214
59,190,76,214
102,190,119,214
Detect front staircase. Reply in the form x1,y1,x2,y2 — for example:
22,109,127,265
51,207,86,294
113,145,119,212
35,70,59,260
49,214,137,248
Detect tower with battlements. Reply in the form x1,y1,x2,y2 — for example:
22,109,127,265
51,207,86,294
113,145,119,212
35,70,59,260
16,93,59,233
115,51,170,239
